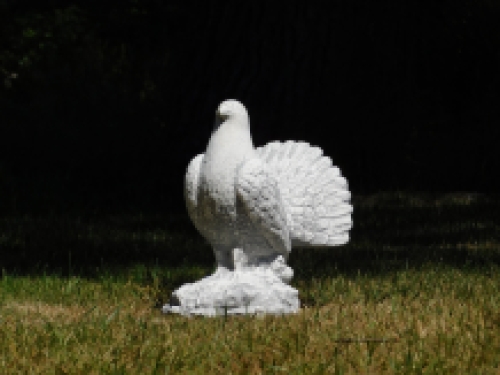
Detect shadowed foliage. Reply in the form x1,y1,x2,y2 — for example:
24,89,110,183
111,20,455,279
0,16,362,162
0,192,498,279
1,1,500,214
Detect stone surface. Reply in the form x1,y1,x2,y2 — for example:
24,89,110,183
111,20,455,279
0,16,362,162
162,253,299,316
162,99,352,316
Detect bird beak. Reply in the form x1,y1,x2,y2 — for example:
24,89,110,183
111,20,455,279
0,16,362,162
214,111,224,130
215,109,230,124
215,109,226,120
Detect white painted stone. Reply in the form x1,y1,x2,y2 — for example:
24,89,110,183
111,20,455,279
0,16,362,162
162,99,352,316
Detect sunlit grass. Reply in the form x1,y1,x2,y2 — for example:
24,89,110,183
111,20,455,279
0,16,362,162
0,192,499,374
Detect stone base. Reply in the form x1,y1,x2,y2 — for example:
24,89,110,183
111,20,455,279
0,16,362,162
162,266,299,316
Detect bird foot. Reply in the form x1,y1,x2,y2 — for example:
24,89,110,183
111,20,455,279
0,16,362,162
270,255,294,284
232,248,248,270
213,266,231,277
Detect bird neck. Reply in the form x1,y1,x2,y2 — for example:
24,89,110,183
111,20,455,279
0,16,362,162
205,119,255,162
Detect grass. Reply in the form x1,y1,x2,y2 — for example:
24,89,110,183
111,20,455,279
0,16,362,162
1,192,499,374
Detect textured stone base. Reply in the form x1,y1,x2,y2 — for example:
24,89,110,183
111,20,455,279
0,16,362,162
162,266,300,316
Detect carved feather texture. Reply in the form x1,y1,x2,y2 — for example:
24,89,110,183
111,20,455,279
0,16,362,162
236,158,291,257
184,153,204,233
256,141,352,247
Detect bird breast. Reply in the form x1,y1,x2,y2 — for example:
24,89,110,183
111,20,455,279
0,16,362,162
198,121,256,225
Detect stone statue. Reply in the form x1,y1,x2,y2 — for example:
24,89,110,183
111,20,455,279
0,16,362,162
162,99,352,316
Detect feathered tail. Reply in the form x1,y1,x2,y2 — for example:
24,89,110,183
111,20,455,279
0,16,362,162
256,141,352,247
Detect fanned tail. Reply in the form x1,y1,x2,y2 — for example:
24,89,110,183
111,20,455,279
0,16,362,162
256,141,352,247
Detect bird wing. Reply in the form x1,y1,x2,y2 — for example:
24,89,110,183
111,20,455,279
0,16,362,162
236,158,291,257
256,141,352,247
184,153,204,233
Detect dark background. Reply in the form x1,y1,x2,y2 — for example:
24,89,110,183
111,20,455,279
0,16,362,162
1,0,499,215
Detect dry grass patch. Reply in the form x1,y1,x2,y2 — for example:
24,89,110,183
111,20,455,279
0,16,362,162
1,194,499,373
2,301,87,325
3,266,500,374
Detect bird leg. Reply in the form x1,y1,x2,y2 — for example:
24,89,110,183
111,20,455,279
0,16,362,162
213,246,234,272
232,248,248,270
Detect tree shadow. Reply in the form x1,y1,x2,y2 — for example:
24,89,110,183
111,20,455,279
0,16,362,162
290,243,500,282
292,192,500,280
0,193,498,284
0,213,214,279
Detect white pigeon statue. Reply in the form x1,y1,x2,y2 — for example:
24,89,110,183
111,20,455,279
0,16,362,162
162,99,352,316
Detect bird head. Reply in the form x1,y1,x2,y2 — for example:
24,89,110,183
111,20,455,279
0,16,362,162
215,100,249,127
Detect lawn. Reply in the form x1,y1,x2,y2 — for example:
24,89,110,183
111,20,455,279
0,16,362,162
0,192,499,374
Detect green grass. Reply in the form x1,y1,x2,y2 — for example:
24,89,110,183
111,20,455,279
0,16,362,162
1,192,499,374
